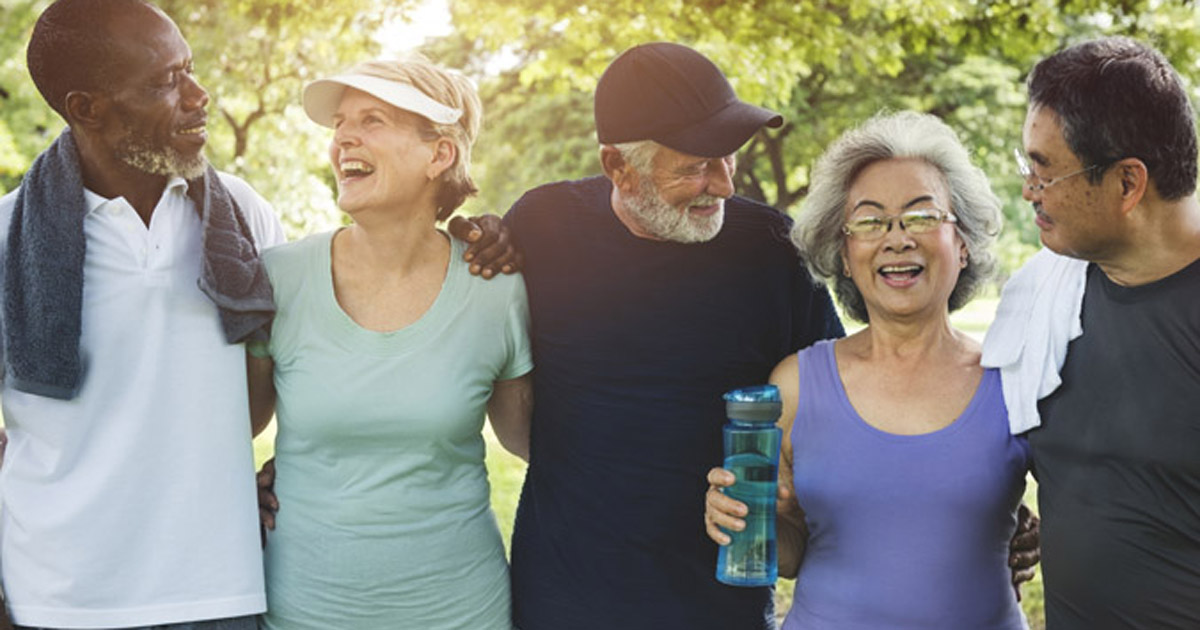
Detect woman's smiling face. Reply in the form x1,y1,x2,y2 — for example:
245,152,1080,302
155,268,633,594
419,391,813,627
842,158,967,324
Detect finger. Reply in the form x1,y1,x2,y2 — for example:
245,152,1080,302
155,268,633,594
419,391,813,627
259,506,276,531
463,223,500,263
706,487,749,533
447,216,483,244
257,458,276,487
705,514,732,545
1011,566,1037,586
706,488,749,517
503,251,525,275
1013,583,1023,603
706,467,736,487
705,500,745,537
1008,548,1041,569
468,240,512,275
258,489,279,512
1011,527,1039,545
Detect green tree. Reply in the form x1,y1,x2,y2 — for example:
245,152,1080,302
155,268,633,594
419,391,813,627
439,0,1200,276
0,0,57,193
159,0,416,236
0,0,419,236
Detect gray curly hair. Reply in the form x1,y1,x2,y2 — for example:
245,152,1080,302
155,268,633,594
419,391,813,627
792,111,1002,323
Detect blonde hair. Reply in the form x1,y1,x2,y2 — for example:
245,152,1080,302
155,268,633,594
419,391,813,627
347,57,482,220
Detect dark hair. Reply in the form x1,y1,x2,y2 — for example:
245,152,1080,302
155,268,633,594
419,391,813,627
27,0,158,119
1027,36,1198,200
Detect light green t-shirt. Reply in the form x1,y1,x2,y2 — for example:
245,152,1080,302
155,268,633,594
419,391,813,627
259,230,532,630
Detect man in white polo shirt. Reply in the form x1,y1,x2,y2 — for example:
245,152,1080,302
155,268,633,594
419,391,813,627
0,1,281,629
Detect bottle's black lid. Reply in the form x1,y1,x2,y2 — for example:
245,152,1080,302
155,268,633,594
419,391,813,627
723,385,782,423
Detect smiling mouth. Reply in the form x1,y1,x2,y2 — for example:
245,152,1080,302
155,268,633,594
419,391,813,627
178,123,206,135
340,160,376,180
879,264,923,282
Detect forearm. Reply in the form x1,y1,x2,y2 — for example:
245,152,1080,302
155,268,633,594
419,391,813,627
776,513,808,579
246,350,276,437
487,374,533,462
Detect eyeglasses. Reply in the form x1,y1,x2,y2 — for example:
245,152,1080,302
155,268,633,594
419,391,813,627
842,208,957,240
1013,148,1103,192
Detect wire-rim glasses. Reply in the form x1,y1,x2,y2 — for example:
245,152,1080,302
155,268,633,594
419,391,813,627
1014,148,1103,192
842,208,958,240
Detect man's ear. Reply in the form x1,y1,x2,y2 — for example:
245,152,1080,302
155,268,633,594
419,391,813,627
600,145,637,195
64,90,105,130
1115,157,1149,215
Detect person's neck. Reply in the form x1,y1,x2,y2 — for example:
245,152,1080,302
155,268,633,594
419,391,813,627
1097,196,1200,287
76,138,169,227
857,312,976,363
337,211,447,276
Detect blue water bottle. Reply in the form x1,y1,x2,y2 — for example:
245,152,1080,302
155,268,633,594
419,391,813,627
715,385,782,587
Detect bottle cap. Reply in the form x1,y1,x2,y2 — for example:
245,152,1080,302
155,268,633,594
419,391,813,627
723,385,782,423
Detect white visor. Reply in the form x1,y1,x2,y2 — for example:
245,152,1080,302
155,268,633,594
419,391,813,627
302,73,463,128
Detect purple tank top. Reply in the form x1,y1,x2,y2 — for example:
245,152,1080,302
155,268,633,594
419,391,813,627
782,340,1030,630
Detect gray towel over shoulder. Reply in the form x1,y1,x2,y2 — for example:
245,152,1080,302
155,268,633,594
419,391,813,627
2,128,275,400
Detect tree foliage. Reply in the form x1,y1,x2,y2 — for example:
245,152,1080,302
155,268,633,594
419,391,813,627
439,0,1200,275
157,0,414,236
2,0,1200,271
0,1,58,190
0,0,415,237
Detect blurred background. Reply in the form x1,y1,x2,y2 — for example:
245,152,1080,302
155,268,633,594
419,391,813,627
3,0,1200,286
7,2,1198,626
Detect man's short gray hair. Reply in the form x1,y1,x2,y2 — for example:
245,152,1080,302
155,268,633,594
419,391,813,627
792,111,1002,323
611,139,660,175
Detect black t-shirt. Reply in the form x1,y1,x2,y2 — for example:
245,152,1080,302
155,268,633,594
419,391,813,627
504,176,843,630
1032,258,1200,629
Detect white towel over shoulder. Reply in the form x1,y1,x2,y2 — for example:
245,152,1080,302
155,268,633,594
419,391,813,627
981,248,1088,435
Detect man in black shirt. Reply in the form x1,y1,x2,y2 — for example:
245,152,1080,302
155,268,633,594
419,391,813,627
1015,37,1200,629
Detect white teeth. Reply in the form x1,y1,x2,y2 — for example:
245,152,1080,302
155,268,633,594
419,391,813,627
179,126,205,135
341,160,375,175
880,265,921,273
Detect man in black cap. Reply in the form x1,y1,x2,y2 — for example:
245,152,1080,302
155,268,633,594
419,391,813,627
503,42,843,630
501,41,1039,630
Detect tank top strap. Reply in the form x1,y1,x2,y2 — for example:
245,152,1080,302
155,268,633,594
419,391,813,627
792,339,839,441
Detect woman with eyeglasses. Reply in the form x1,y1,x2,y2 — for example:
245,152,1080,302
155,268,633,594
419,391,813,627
705,111,1030,629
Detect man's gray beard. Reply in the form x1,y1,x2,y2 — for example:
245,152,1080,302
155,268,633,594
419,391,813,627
624,177,725,243
116,134,208,180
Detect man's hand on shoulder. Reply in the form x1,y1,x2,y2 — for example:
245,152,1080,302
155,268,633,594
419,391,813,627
447,214,523,279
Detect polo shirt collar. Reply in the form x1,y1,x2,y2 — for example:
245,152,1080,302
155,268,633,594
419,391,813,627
81,176,190,216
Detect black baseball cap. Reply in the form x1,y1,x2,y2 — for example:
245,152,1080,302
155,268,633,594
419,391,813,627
594,42,783,158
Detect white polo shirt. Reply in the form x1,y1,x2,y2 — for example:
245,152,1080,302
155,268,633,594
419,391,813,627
0,172,285,628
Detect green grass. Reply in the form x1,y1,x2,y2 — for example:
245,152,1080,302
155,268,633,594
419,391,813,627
250,294,1045,627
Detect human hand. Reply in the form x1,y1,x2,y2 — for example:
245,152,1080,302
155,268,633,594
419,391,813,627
1009,502,1041,601
705,467,797,545
446,214,523,278
705,467,745,545
257,458,279,547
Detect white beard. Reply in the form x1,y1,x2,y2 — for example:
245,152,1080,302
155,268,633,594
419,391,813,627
624,176,725,243
114,123,208,180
